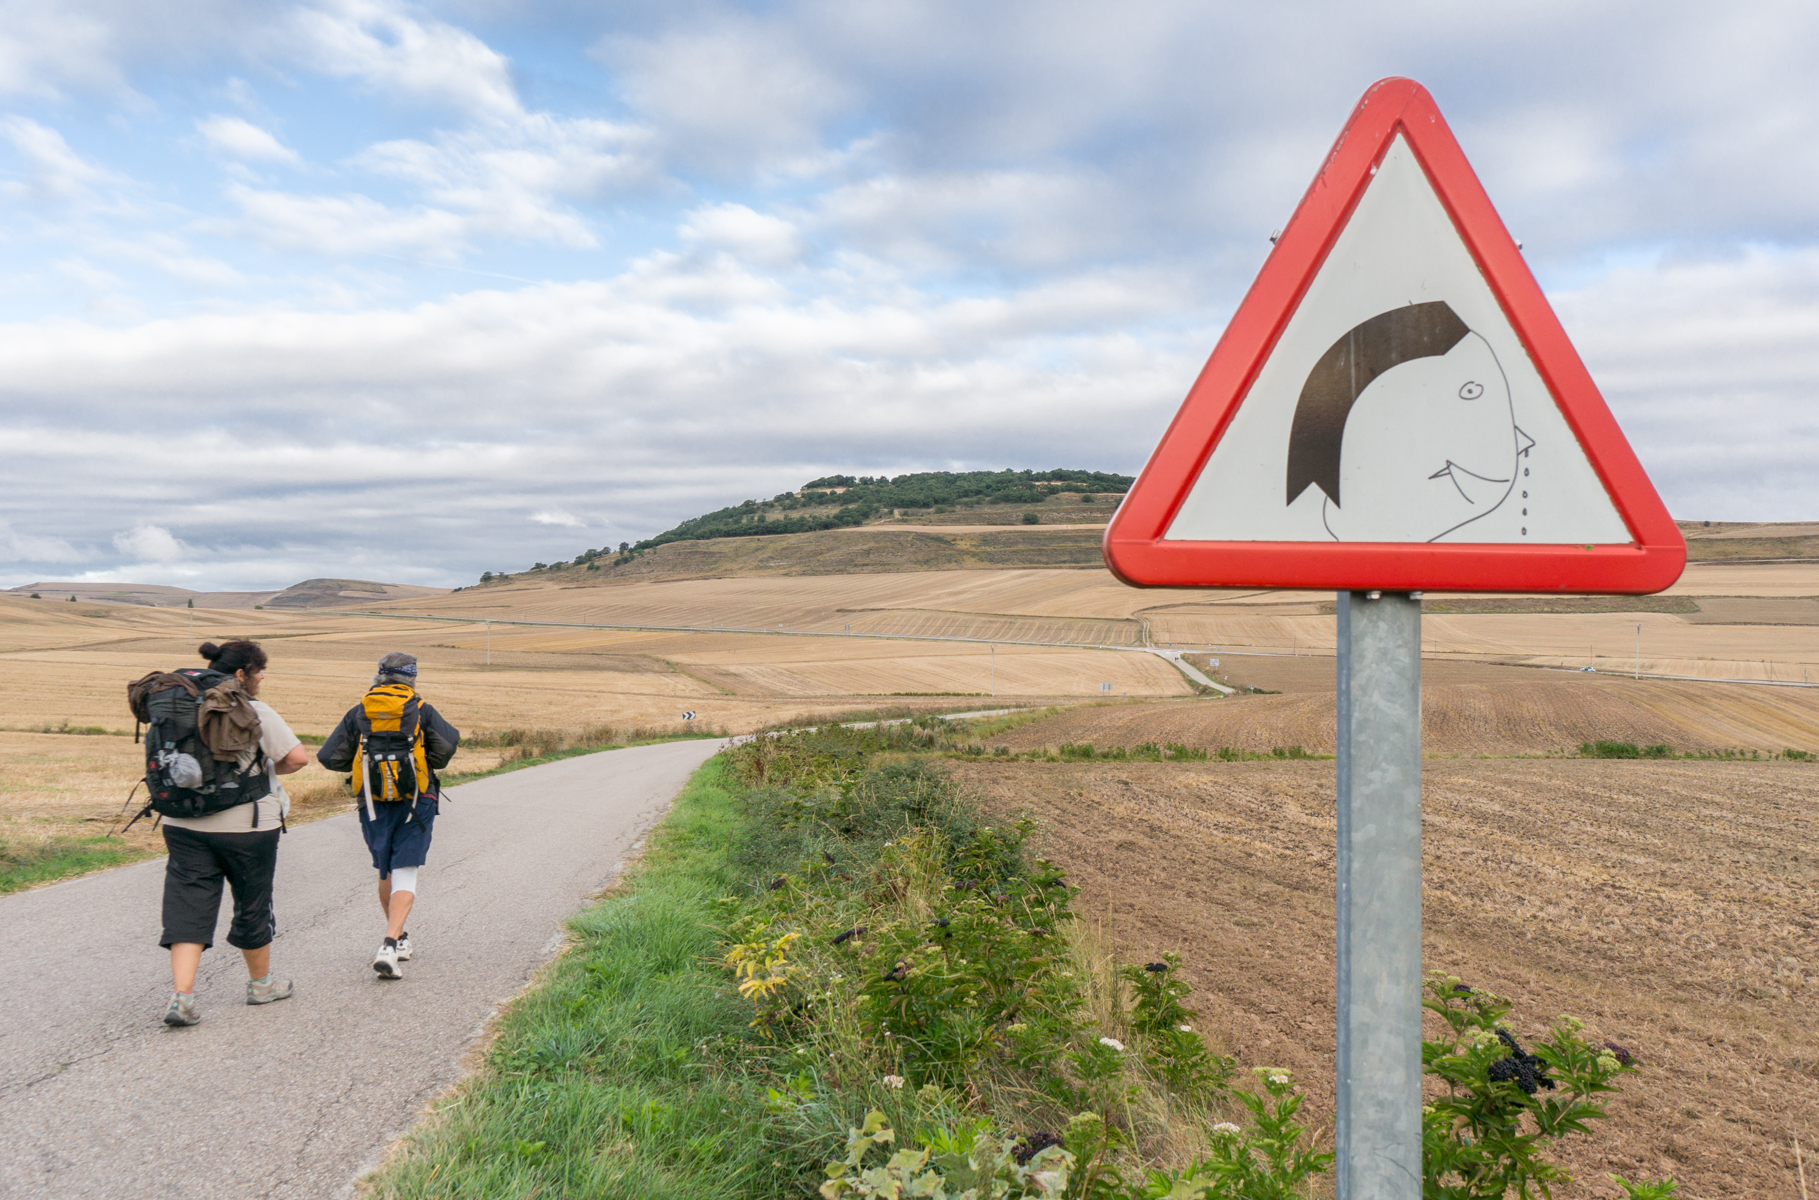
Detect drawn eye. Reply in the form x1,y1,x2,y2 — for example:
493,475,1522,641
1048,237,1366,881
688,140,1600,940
1458,381,1484,400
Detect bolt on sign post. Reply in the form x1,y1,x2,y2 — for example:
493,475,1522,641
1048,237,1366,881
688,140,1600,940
1103,78,1684,1199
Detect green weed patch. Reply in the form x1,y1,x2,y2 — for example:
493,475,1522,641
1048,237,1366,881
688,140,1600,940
0,835,156,894
368,726,1681,1199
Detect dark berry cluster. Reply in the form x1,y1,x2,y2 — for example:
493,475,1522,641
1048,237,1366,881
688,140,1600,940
1603,1041,1635,1066
1143,961,1170,973
1486,1029,1555,1095
1012,1131,1063,1165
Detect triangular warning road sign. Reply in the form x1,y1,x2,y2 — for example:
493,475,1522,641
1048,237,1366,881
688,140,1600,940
1104,78,1685,594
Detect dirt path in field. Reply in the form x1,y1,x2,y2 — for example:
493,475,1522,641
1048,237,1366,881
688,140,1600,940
948,758,1818,1200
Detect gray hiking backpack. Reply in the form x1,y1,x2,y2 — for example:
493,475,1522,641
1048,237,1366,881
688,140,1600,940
124,668,271,829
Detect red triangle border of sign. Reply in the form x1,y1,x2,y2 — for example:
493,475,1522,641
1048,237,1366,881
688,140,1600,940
1103,77,1685,594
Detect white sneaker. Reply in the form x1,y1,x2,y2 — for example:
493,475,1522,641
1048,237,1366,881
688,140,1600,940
396,931,412,961
373,938,403,979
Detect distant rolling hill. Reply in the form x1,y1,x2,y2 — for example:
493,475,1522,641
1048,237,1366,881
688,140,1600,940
262,578,448,608
473,468,1133,586
6,578,446,610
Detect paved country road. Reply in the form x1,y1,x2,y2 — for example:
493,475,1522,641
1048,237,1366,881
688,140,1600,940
0,738,723,1200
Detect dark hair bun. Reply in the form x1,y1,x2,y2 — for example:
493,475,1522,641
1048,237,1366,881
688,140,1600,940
198,642,223,661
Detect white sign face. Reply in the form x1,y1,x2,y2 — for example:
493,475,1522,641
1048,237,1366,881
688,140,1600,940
1166,135,1630,546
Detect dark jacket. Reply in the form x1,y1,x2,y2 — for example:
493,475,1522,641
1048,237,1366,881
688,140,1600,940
318,698,460,792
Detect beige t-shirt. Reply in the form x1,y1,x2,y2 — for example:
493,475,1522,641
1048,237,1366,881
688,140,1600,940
161,700,303,834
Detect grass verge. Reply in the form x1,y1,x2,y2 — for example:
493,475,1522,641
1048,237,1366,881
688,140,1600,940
363,757,792,1198
0,834,158,894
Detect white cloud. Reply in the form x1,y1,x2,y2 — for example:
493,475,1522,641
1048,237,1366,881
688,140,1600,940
0,518,81,563
283,0,522,120
344,113,654,250
679,203,803,266
210,183,471,258
0,249,1206,588
0,2,128,98
1553,243,1819,518
196,114,299,164
112,523,188,562
0,115,119,202
1,0,1819,592
602,16,851,176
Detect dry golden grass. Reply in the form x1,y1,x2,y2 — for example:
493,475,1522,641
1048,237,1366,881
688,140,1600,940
0,729,357,861
397,556,1819,682
6,544,1819,888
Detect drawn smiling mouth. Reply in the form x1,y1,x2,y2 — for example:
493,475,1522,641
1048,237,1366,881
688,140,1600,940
1428,461,1510,505
1428,427,1535,505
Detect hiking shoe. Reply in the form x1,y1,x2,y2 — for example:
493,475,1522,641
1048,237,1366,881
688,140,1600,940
246,975,293,1005
163,992,200,1027
373,938,402,979
395,931,412,962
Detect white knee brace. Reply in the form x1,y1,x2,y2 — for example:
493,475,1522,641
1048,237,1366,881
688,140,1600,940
389,866,419,895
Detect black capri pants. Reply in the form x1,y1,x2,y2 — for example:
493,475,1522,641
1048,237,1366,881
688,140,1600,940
160,826,281,951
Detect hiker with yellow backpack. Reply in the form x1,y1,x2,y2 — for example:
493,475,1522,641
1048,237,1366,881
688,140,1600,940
316,652,459,979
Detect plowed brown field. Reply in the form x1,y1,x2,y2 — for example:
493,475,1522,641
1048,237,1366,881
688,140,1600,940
989,670,1819,757
948,757,1817,1199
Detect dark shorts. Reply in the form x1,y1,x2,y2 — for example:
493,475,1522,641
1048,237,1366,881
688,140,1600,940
161,826,281,950
359,793,438,876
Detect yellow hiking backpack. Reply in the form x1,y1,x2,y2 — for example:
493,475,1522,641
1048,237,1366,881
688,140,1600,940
354,683,431,821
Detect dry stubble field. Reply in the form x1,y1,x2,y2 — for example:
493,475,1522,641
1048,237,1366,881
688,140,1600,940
0,591,1167,863
999,663,1819,757
7,540,1819,1195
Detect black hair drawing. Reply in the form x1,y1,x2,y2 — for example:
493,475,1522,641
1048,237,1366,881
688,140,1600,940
1286,301,1469,508
1285,300,1533,542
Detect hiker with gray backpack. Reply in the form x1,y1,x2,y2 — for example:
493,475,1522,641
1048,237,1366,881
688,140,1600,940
316,652,459,979
127,640,310,1026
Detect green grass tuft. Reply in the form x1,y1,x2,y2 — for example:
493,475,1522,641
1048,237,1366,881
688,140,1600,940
363,758,794,1199
0,835,156,894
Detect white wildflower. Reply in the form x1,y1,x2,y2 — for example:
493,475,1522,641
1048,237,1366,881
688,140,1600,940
883,1075,905,1089
1269,1073,1290,1085
1178,1024,1193,1033
1213,1122,1241,1134
1099,1037,1125,1052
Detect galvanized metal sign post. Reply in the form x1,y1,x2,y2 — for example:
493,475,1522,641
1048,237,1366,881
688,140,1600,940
1335,590,1423,1196
1104,78,1683,1199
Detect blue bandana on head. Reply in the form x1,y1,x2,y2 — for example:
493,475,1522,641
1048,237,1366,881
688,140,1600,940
383,661,418,677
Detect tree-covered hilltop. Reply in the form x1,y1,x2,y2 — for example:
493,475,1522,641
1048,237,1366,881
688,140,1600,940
635,468,1131,549
468,469,1133,583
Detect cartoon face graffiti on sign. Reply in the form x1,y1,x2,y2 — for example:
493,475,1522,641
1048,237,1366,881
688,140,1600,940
1158,132,1634,552
1286,301,1534,542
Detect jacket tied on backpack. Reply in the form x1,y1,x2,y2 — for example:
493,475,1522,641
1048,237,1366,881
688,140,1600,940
125,668,271,828
199,677,263,771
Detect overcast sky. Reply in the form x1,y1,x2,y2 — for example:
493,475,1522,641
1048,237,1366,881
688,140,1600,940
1,1,1815,591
